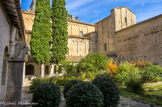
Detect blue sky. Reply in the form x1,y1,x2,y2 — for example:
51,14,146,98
21,0,162,24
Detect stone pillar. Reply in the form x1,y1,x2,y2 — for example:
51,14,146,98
41,64,45,77
5,41,28,105
6,60,25,103
50,64,54,76
9,25,17,59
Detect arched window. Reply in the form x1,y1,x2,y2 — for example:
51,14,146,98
80,31,83,36
26,65,34,75
45,65,50,75
1,47,8,85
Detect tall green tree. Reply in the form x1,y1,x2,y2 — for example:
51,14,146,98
30,0,51,76
51,0,68,64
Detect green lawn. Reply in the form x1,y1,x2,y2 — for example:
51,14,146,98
145,90,162,97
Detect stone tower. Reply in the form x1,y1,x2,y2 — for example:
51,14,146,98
28,0,36,13
111,6,136,31
94,6,136,57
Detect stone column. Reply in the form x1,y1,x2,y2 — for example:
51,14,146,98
6,60,25,103
5,41,28,105
50,64,54,76
9,25,17,59
41,64,45,77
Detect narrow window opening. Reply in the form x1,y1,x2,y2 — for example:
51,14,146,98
104,44,107,51
125,17,127,26
80,31,83,36
45,65,50,75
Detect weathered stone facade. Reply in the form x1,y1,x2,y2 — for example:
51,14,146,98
67,21,95,62
116,15,162,66
0,0,26,104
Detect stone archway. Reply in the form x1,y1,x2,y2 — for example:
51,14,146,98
1,47,8,86
45,65,50,75
25,64,34,75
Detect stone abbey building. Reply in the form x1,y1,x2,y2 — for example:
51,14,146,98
22,1,162,84
0,0,161,102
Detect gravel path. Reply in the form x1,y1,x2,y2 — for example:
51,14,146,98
118,96,162,107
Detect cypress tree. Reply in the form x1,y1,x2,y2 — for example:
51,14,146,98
51,0,68,64
30,0,51,64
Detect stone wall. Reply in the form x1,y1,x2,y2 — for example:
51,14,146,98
116,15,162,66
0,2,27,102
22,11,35,31
68,20,95,36
89,32,97,53
67,37,90,62
0,3,11,100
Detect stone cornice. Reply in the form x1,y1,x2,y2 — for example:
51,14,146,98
68,20,95,26
25,30,91,40
68,35,90,40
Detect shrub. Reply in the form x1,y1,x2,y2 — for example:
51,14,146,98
115,62,145,93
132,61,162,82
53,65,63,74
63,80,83,98
115,62,136,86
29,77,55,91
131,60,148,68
66,82,103,107
58,65,62,74
85,71,95,80
56,73,83,86
92,74,119,107
141,63,162,82
106,59,118,77
29,72,86,89
61,60,76,74
125,69,144,93
77,53,108,72
54,65,57,73
32,83,61,107
85,70,107,80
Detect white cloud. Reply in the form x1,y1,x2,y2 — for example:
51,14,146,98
65,0,162,24
66,0,93,13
